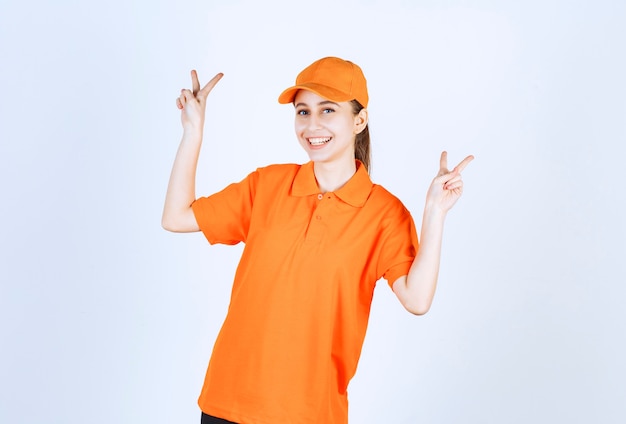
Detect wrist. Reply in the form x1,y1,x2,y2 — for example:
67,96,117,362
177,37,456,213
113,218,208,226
423,203,447,222
181,126,204,141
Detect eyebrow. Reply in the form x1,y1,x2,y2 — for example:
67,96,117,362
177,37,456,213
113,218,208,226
294,100,341,108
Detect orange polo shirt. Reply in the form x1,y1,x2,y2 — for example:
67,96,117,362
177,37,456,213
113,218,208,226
191,161,418,423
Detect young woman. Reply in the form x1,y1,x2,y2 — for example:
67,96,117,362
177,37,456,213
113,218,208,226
163,57,473,424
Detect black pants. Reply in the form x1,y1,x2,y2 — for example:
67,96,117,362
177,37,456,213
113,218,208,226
201,412,238,424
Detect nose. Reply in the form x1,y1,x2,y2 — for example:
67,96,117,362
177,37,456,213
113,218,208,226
306,113,322,131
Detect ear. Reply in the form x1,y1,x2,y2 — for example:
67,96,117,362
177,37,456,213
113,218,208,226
354,108,369,135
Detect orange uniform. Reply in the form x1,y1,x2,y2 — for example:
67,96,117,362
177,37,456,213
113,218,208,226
191,160,419,423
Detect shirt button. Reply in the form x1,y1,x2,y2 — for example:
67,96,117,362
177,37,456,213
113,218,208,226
316,215,322,220
317,194,323,200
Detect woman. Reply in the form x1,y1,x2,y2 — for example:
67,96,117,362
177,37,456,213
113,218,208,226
163,57,473,424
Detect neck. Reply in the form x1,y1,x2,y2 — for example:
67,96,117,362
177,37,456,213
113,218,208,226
313,159,357,193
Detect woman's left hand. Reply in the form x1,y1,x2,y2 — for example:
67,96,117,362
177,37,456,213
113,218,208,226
425,151,474,213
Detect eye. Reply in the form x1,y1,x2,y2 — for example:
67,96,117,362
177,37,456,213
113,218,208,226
296,109,309,116
322,108,335,114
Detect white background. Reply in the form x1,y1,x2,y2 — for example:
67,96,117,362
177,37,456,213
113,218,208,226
1,0,625,423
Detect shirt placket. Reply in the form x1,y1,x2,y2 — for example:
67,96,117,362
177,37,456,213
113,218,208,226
305,193,334,243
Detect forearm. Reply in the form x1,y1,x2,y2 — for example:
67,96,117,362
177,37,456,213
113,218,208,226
393,151,472,314
394,205,447,315
161,128,203,232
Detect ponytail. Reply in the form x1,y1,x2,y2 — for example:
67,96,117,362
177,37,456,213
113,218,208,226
351,100,371,173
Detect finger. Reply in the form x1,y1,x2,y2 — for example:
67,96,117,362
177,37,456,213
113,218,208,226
176,97,183,109
434,169,453,183
439,151,448,172
180,88,193,102
453,155,475,173
437,172,461,189
444,174,462,185
198,73,224,100
444,180,464,190
191,70,200,96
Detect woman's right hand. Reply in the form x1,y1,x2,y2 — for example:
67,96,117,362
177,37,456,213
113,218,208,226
176,70,224,132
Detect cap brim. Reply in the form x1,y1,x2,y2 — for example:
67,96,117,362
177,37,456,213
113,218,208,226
278,83,353,105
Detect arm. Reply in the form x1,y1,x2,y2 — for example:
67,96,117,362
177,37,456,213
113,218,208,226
161,70,223,232
392,151,474,315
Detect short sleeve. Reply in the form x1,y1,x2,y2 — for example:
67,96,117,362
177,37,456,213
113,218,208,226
378,206,419,287
191,170,259,245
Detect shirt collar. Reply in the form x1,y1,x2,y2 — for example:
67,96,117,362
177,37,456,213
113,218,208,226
291,161,373,207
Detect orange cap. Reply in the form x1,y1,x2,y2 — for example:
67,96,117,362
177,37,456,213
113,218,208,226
278,57,369,108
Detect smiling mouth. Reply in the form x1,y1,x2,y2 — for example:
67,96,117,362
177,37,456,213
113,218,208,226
308,137,331,146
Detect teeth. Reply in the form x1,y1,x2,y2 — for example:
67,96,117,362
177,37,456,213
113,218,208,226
309,137,331,145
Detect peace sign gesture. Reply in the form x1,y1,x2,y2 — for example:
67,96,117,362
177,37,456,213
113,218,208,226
176,70,224,131
425,151,474,213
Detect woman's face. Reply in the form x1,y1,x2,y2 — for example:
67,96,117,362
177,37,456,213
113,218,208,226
293,90,366,167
